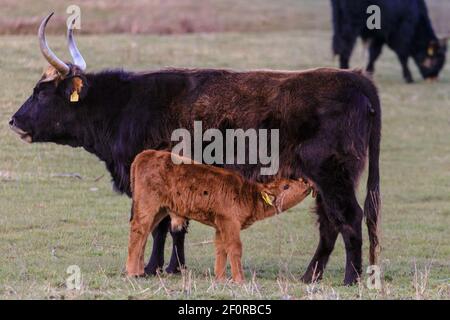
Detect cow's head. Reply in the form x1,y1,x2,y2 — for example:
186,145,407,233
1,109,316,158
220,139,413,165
9,13,88,145
413,39,447,81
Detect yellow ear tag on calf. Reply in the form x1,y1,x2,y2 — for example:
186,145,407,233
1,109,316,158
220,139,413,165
428,47,434,56
261,191,274,206
70,90,79,102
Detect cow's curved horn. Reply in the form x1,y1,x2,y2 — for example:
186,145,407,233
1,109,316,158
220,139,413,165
38,13,70,75
67,17,86,71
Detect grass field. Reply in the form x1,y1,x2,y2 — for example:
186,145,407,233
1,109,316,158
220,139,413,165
0,1,449,299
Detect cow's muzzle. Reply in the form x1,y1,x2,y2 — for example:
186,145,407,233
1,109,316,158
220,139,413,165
9,118,32,143
425,76,438,83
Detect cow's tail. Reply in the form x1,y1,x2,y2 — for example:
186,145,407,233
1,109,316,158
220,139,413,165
362,77,382,266
331,0,342,56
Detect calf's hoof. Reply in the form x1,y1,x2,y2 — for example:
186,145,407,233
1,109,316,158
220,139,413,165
232,277,245,285
126,271,145,278
214,276,227,283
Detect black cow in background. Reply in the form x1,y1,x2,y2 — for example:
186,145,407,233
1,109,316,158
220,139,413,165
331,0,447,83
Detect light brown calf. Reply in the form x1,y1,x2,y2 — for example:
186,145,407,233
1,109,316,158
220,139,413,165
126,150,312,283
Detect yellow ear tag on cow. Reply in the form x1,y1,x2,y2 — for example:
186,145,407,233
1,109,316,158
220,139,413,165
261,191,274,206
428,47,434,56
70,90,79,102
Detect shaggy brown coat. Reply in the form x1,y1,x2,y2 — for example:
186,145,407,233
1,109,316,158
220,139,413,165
127,150,312,282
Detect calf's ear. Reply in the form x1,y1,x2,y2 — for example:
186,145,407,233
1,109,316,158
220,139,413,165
261,191,276,206
62,75,88,103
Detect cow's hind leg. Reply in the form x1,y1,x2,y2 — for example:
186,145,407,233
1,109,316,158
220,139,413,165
313,182,363,286
341,193,363,285
144,216,170,275
300,152,364,285
301,194,339,283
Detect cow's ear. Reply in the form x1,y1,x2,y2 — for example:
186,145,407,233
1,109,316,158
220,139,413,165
439,38,448,51
63,75,88,103
427,41,437,56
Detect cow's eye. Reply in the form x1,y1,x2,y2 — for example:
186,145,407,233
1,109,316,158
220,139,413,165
283,184,289,190
37,93,44,101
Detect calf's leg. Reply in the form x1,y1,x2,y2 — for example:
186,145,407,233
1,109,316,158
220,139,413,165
222,222,244,284
127,219,146,276
127,203,168,277
214,230,227,281
139,209,170,274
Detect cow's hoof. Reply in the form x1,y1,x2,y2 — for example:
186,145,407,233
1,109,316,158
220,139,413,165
165,265,183,274
364,70,374,79
144,266,162,276
343,277,359,286
300,271,323,284
300,274,312,284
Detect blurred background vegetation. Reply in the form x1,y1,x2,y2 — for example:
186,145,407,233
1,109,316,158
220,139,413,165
0,0,449,36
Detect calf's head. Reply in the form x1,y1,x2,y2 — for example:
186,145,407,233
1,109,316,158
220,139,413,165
261,178,312,213
413,39,447,81
9,13,88,145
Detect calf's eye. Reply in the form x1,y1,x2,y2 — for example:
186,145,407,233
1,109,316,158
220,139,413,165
283,184,289,190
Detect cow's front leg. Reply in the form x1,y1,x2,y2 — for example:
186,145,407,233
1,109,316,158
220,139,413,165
398,55,414,83
144,215,170,275
366,39,384,74
166,221,188,274
338,32,358,69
